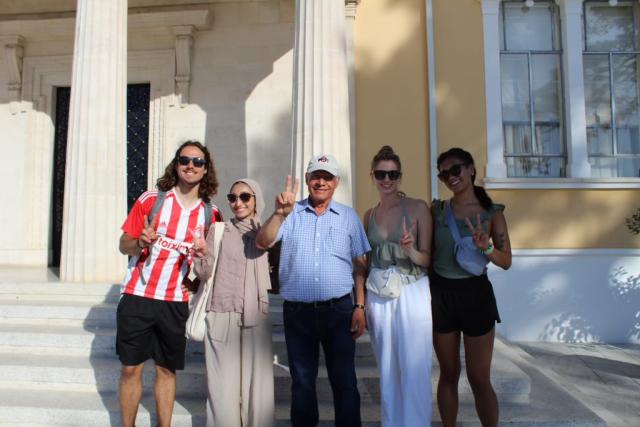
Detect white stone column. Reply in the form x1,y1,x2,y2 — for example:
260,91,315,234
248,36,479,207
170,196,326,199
344,1,359,203
61,0,128,282
481,0,508,179
557,0,591,177
291,0,354,205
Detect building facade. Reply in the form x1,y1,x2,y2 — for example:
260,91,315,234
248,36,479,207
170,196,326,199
0,0,638,343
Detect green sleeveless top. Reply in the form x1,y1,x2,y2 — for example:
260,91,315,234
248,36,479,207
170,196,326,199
431,199,505,279
367,202,425,277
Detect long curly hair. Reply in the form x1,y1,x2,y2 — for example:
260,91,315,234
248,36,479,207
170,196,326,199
156,140,219,203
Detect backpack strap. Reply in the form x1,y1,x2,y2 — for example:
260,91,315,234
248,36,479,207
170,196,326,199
203,202,212,236
149,191,167,228
151,190,214,237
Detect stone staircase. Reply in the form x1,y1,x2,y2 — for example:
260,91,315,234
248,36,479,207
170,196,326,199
0,281,606,426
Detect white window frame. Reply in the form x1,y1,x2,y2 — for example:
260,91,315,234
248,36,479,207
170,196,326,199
481,0,640,189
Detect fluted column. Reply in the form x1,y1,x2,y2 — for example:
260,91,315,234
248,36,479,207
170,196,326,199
61,0,128,282
345,1,360,203
291,0,354,205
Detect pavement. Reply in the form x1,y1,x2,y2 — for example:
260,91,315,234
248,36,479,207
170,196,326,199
515,341,640,427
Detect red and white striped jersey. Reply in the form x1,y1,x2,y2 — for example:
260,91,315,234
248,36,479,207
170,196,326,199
120,189,222,302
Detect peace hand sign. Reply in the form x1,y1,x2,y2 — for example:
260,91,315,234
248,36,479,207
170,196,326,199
399,216,417,254
275,175,299,217
464,213,490,251
190,225,208,258
139,214,159,248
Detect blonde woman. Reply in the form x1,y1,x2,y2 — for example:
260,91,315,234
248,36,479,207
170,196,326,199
363,146,433,426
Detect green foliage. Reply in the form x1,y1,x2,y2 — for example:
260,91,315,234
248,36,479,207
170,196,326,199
627,208,640,235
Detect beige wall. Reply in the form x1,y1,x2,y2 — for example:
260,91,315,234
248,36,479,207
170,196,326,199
353,0,430,215
432,0,487,169
430,0,640,249
492,190,640,248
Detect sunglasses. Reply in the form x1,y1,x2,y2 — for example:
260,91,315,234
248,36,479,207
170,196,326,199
373,170,402,181
177,155,206,168
437,163,467,181
227,192,255,204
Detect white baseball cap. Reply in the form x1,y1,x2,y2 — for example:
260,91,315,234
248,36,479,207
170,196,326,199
306,154,340,177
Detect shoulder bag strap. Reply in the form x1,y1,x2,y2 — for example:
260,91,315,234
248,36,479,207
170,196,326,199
445,200,463,244
208,222,226,281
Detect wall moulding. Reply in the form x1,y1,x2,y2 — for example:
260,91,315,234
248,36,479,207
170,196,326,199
1,35,25,111
173,25,194,105
0,5,211,39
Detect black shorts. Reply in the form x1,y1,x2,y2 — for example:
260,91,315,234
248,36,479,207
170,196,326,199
116,293,189,371
430,272,501,337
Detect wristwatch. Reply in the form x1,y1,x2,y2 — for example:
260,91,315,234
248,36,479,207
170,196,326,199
353,303,366,311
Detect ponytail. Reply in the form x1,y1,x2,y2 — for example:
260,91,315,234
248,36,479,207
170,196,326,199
473,185,493,211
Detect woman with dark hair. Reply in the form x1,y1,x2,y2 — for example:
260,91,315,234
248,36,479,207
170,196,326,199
363,146,433,426
431,147,512,427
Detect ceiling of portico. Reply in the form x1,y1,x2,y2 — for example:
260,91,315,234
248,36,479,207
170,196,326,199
0,0,270,16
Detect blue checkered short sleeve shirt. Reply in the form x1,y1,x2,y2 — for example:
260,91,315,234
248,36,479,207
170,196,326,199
276,199,371,302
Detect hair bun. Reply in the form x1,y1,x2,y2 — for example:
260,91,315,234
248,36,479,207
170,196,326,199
377,145,395,156
371,145,402,172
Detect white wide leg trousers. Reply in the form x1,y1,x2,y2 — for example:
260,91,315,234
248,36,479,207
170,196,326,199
367,276,433,427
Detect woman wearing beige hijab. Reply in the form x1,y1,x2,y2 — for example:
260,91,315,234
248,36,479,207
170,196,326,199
194,178,274,427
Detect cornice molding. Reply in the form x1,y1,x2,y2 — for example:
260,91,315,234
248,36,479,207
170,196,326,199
345,0,361,20
0,5,211,38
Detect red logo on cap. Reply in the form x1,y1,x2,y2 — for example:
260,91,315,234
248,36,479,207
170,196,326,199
318,156,328,163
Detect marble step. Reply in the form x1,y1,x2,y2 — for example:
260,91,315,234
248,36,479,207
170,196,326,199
0,298,285,328
0,386,604,427
0,351,379,403
0,322,371,358
0,282,120,304
0,344,530,404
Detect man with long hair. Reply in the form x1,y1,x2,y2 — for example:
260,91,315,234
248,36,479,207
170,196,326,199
116,140,222,427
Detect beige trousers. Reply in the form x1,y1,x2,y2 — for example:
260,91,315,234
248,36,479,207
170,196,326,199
204,311,274,427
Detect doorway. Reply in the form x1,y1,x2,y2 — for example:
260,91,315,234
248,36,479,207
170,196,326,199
51,83,151,266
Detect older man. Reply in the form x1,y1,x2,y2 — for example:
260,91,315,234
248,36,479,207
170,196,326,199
257,154,370,427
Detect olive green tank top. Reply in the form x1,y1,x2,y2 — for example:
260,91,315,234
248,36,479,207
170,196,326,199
367,203,425,277
431,199,505,279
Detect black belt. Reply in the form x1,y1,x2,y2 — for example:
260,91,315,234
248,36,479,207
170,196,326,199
285,293,351,308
